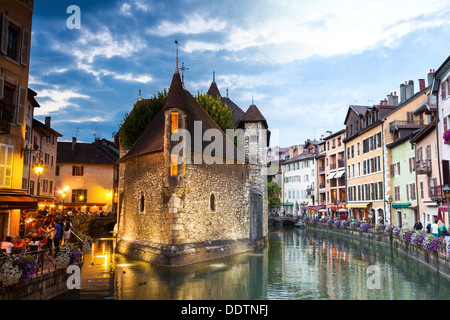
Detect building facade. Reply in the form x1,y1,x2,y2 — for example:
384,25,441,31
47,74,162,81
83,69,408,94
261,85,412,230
0,0,36,238
56,138,119,214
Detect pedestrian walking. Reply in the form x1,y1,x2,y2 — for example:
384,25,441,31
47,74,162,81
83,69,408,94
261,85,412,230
413,219,423,231
63,219,72,244
426,221,431,234
53,219,62,249
431,219,439,238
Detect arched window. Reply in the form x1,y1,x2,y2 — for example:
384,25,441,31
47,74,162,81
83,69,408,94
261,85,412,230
210,193,215,211
140,193,145,213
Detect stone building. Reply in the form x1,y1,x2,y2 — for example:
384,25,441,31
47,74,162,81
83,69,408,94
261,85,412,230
116,66,269,267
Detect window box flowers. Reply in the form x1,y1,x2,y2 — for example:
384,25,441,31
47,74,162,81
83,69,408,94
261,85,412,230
423,235,440,252
361,223,370,232
443,129,450,145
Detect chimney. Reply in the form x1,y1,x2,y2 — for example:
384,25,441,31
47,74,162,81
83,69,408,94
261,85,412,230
72,137,76,150
387,92,399,106
405,80,414,100
45,116,51,128
400,82,406,103
428,69,434,87
419,79,425,91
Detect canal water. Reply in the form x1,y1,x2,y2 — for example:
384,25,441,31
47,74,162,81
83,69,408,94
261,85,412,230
57,227,450,300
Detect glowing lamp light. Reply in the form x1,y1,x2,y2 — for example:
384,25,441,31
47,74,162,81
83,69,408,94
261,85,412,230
34,162,44,175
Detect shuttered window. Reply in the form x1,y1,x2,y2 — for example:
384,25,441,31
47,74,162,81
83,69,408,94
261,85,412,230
0,143,14,188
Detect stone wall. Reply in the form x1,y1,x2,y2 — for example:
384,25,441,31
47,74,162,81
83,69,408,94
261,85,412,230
117,152,169,245
0,263,82,300
116,149,268,266
306,223,450,280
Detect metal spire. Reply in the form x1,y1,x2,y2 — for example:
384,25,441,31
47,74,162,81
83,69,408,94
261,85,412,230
175,40,179,73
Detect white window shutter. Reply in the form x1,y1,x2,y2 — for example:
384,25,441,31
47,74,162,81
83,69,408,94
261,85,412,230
20,28,30,66
4,145,13,188
16,85,26,126
1,14,8,55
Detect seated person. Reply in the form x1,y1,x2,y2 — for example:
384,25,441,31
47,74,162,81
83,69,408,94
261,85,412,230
13,236,26,254
1,236,13,254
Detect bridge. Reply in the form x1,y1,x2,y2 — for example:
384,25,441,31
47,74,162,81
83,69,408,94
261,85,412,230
89,215,117,233
269,216,300,227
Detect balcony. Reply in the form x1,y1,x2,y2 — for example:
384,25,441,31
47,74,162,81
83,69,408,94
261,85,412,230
319,166,325,173
429,185,443,200
0,100,14,135
416,160,431,175
389,119,424,133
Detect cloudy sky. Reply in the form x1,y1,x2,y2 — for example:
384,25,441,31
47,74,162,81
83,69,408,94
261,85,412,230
29,0,450,148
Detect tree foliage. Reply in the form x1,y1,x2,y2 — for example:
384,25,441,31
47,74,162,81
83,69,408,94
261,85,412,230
195,91,235,132
268,181,281,206
117,90,236,150
117,90,168,149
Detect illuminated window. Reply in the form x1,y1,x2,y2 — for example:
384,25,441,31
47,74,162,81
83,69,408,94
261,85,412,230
171,112,179,133
170,155,178,176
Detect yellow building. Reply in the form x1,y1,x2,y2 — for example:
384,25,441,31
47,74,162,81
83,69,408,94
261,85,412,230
344,77,432,225
0,0,36,238
55,138,119,213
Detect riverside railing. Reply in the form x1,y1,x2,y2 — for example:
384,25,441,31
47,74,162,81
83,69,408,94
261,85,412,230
0,231,85,284
301,217,450,256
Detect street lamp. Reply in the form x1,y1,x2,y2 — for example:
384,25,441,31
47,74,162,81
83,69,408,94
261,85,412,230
59,189,66,213
33,160,44,196
443,185,450,230
388,195,393,226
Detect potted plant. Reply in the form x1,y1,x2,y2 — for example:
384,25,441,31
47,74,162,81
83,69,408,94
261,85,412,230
443,128,450,145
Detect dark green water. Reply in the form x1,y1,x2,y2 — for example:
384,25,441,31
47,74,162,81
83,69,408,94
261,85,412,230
57,227,450,300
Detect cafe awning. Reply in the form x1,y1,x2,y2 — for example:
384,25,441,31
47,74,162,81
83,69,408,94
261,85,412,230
0,194,38,210
392,202,411,208
346,202,372,208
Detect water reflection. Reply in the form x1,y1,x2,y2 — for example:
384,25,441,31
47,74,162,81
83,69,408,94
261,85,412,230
58,228,450,300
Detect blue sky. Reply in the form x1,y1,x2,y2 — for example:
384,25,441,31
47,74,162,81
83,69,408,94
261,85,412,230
29,0,450,148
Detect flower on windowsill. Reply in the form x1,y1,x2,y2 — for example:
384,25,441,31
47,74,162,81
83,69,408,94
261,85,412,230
443,129,450,145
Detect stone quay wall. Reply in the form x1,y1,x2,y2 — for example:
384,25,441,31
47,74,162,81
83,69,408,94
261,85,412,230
0,263,83,300
306,223,450,280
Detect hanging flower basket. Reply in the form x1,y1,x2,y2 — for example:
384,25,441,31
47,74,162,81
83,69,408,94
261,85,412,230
443,129,450,145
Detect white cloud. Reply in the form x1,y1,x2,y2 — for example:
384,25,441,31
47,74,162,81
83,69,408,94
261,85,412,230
146,14,227,36
51,26,152,83
33,87,90,115
119,3,132,16
180,0,450,63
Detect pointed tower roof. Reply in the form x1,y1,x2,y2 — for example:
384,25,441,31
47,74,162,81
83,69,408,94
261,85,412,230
119,71,246,163
239,104,268,129
206,72,245,127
